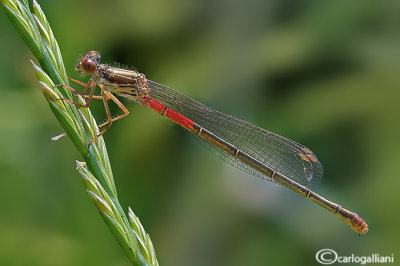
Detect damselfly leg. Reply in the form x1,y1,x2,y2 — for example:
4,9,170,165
52,77,129,145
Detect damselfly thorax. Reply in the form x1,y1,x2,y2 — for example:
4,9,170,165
97,64,151,102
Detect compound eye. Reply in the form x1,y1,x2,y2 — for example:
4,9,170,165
81,59,96,74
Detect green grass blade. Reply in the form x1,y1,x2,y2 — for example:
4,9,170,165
2,1,158,264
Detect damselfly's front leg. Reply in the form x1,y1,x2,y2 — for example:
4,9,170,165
68,77,87,89
54,77,89,96
52,76,98,108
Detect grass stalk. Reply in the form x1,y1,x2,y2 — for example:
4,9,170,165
1,0,158,265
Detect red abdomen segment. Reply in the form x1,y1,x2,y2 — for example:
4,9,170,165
140,98,195,131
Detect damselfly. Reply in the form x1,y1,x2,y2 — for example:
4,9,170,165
55,51,368,234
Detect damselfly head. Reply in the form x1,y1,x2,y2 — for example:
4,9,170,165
75,50,101,75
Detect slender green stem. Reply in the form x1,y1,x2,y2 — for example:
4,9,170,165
1,1,158,265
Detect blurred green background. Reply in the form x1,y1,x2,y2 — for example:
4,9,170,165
1,0,399,265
